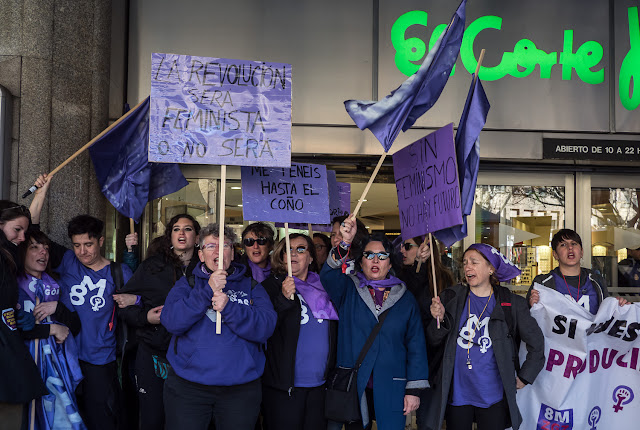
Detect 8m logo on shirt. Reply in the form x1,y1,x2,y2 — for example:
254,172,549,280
538,403,573,430
70,276,107,311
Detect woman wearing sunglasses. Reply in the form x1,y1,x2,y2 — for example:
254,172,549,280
427,244,544,430
321,216,429,430
397,236,453,430
261,233,339,430
115,214,201,430
241,222,276,283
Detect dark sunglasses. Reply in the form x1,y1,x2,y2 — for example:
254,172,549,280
1,204,30,216
402,243,419,251
243,237,269,247
362,251,390,260
290,246,308,254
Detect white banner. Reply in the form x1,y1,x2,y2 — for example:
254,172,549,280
517,285,640,430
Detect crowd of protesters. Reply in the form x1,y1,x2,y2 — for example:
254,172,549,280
1,173,634,430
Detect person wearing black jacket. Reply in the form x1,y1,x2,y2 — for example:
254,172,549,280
261,233,338,430
117,214,201,430
0,201,47,428
397,236,453,430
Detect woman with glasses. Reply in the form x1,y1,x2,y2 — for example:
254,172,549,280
161,223,277,430
427,243,545,430
241,222,276,283
397,236,453,430
321,216,429,430
261,233,339,430
0,201,48,427
312,233,331,267
114,214,201,430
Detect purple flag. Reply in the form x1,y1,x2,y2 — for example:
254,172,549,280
344,0,466,152
434,75,490,247
89,97,188,221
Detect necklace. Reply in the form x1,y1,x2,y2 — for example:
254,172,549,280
466,287,493,370
561,271,581,303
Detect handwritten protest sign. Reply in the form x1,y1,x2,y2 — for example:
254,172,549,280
149,53,292,167
242,163,330,224
275,170,350,232
392,123,462,241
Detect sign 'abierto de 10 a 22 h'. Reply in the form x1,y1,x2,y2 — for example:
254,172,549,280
148,53,292,167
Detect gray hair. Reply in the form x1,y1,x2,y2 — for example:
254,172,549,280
198,223,238,248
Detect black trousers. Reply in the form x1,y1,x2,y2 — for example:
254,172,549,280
262,385,326,430
445,398,508,430
76,360,122,430
164,371,261,430
135,344,166,430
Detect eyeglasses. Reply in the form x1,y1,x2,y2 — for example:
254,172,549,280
402,243,419,251
243,237,269,247
290,246,308,254
362,251,390,260
1,205,30,216
202,242,232,251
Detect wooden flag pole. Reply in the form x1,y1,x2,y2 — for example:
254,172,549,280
473,49,486,85
308,223,313,238
216,165,227,335
353,152,387,217
29,297,41,430
285,223,294,300
428,233,441,329
129,218,135,235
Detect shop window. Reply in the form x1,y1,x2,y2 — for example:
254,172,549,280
474,185,566,291
591,187,640,288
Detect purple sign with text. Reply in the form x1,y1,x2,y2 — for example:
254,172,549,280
392,123,462,241
275,170,351,232
149,53,292,167
242,163,330,224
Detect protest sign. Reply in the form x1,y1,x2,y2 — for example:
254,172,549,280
149,53,292,167
275,170,350,232
241,163,330,225
392,123,462,241
517,286,640,430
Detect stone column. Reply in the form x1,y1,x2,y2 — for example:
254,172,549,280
0,0,111,244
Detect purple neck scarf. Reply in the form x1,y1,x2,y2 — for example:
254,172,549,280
248,260,271,283
294,272,339,321
356,272,401,290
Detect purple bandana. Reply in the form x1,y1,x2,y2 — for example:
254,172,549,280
248,260,271,283
294,272,339,320
355,272,402,290
467,243,521,282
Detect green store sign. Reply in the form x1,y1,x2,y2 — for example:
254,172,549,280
391,7,640,110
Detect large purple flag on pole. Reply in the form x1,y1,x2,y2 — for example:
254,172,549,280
89,97,188,221
435,74,490,247
344,0,466,152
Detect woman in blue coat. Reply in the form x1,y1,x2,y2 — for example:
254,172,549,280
320,215,429,430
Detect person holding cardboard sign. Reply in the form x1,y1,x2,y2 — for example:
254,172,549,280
261,233,339,430
321,216,429,430
161,223,276,430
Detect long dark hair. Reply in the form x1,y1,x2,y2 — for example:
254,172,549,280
409,236,454,294
149,214,201,268
0,200,31,273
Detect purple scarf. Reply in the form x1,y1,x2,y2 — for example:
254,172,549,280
294,272,339,321
356,272,402,290
248,260,271,283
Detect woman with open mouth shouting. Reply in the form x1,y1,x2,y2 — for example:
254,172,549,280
241,222,276,283
115,213,201,430
261,233,339,430
321,215,429,430
427,243,545,430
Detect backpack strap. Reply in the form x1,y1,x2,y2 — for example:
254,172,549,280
499,287,521,372
111,262,124,292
